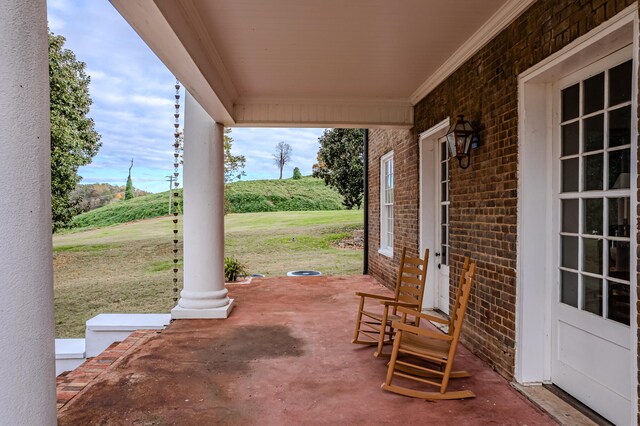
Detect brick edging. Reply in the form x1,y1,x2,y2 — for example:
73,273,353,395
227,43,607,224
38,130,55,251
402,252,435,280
56,330,159,412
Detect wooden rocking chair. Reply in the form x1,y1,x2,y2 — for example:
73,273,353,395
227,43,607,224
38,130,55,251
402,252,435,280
352,247,429,357
381,261,476,400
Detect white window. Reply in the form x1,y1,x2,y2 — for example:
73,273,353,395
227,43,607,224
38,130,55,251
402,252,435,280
558,56,633,325
379,151,394,257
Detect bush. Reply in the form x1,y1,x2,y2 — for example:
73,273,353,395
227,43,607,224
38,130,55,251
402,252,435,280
292,167,302,179
224,256,247,282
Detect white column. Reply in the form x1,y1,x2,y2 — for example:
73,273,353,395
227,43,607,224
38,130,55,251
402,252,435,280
172,92,234,319
0,2,57,425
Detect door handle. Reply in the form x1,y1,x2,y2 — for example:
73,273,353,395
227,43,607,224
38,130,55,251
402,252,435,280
437,264,441,269
435,252,440,257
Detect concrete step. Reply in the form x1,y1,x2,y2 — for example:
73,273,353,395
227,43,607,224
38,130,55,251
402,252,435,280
85,313,171,357
55,338,86,376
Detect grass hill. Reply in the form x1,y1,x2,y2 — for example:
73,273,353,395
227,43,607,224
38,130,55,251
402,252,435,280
225,176,343,213
69,176,345,230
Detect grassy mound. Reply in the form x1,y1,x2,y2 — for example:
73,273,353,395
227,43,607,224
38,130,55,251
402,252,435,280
69,177,345,230
70,190,177,229
225,176,343,213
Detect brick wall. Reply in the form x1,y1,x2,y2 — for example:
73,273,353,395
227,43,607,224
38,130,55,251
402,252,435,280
367,0,636,382
367,129,419,290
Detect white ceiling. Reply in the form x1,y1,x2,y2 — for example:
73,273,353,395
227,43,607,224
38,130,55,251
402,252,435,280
111,0,533,127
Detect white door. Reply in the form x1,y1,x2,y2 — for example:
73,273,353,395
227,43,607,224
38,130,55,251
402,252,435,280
420,133,450,313
552,47,635,426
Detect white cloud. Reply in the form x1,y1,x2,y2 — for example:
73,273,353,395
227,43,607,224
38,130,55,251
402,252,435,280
47,15,65,31
130,95,174,108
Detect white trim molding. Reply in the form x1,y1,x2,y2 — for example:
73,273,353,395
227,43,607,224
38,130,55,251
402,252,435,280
410,0,536,105
233,98,413,128
419,118,451,141
379,151,395,257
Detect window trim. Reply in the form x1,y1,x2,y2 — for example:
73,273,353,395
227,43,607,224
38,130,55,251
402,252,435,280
379,151,394,257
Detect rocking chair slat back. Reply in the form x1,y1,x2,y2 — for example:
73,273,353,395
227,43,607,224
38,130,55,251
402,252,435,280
352,247,429,358
381,259,477,400
448,256,470,336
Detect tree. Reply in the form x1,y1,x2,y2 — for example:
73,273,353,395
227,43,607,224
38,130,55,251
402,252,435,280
50,32,101,231
292,167,302,179
125,159,134,200
312,129,364,209
273,141,292,179
176,128,245,184
224,128,246,183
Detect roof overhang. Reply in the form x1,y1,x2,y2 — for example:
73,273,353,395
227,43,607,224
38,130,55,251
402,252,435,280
110,0,535,128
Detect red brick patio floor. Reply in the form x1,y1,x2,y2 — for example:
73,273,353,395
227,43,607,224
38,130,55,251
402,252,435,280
57,276,554,425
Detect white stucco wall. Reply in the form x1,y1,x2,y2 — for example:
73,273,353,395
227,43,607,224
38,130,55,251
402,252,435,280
0,2,57,424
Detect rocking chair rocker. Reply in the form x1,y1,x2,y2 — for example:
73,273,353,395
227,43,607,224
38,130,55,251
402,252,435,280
381,260,476,400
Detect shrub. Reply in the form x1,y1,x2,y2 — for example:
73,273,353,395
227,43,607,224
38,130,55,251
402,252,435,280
292,167,302,179
224,256,247,282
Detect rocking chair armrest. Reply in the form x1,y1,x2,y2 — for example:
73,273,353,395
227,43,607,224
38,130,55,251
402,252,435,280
391,321,453,341
395,306,448,324
355,292,395,301
379,301,419,309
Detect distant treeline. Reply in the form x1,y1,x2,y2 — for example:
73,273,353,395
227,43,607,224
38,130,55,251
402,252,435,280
72,183,150,213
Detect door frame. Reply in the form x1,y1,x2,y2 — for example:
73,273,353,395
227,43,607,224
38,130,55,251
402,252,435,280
516,4,638,423
419,118,450,310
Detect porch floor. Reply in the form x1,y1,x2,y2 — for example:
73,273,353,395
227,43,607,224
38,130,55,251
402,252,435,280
57,276,553,425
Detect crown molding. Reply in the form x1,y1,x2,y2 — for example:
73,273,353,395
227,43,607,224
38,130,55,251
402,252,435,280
409,0,536,105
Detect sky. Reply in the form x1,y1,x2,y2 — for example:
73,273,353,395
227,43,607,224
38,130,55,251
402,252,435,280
47,0,326,193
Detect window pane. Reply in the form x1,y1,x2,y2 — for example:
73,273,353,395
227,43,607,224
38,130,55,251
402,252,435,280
607,282,630,325
441,142,447,161
562,199,579,233
441,181,447,202
583,198,603,235
561,236,578,270
608,148,630,189
441,205,447,225
583,72,604,114
584,154,603,191
441,161,446,182
561,122,579,156
441,245,447,266
609,60,632,106
562,84,579,121
561,158,579,192
441,225,447,246
583,238,603,274
583,114,603,152
608,241,630,281
608,106,631,148
583,276,602,316
608,197,631,237
561,271,578,308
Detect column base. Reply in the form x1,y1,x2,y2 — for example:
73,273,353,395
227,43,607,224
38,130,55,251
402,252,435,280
171,299,234,319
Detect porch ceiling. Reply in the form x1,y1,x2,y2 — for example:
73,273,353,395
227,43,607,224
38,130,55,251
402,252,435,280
110,0,534,127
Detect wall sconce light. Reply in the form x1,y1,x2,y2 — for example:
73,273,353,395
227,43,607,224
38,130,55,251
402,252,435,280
446,115,480,169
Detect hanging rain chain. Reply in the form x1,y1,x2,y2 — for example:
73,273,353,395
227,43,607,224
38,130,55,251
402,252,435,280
171,80,182,303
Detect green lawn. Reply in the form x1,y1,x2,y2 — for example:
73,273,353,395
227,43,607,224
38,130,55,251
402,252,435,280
53,210,363,337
